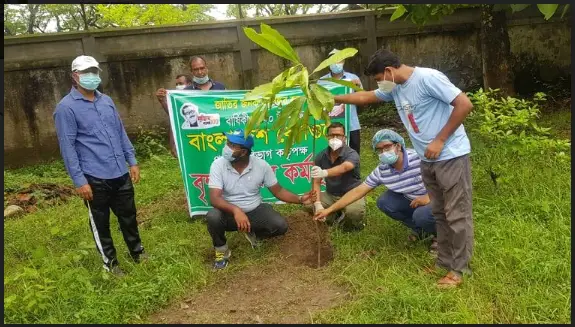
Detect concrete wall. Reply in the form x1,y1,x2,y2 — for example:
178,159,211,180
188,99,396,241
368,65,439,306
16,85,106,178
3,7,571,167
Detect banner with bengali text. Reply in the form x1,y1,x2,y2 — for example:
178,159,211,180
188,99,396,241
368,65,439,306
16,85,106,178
166,84,351,217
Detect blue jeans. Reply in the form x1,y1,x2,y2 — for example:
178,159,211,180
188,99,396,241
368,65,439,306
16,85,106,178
376,190,436,237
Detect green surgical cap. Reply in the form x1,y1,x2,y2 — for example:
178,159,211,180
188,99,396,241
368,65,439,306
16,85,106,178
371,129,406,150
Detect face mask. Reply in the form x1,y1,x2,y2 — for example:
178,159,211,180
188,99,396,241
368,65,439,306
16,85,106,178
193,75,209,85
328,138,343,151
379,149,399,165
329,63,344,74
175,84,186,90
78,73,101,91
377,70,395,93
222,145,236,162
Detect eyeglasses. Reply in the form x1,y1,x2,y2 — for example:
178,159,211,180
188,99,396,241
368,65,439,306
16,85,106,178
327,134,345,140
375,143,396,153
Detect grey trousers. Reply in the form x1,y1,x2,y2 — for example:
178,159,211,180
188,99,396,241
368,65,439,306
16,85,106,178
206,203,288,251
420,154,474,275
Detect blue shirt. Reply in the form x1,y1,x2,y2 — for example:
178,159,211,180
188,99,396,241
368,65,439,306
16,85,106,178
53,87,137,188
319,71,362,131
364,148,427,200
374,67,470,162
185,79,226,90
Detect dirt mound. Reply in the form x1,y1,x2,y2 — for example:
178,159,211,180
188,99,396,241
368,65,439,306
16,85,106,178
148,210,347,324
276,210,334,268
4,183,75,214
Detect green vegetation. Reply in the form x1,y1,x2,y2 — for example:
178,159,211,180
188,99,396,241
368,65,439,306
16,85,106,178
3,93,570,324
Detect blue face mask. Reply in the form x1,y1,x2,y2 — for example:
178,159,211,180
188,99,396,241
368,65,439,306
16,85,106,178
193,75,209,85
379,150,399,165
78,73,101,90
222,145,237,162
329,63,344,74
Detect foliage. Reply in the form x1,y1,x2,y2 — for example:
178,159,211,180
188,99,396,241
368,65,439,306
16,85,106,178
388,3,569,25
132,126,170,160
227,4,346,19
242,23,362,155
466,89,570,187
3,4,214,35
96,4,214,28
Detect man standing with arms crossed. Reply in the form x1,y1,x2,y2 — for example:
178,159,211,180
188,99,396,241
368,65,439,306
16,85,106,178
333,49,474,288
54,55,147,276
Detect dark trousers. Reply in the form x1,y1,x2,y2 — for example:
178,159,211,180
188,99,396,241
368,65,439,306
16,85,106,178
376,190,436,236
420,154,474,275
206,203,288,250
349,129,361,155
85,173,143,269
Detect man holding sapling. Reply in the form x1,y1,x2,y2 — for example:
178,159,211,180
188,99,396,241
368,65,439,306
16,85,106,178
329,48,475,288
319,49,364,154
310,122,366,232
206,129,316,270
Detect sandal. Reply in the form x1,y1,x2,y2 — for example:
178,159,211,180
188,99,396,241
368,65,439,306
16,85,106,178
437,271,463,288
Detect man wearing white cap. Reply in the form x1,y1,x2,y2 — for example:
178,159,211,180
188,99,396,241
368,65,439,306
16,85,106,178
53,55,148,276
319,48,364,155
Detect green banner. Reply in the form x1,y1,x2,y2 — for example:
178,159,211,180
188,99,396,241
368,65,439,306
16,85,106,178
166,84,351,217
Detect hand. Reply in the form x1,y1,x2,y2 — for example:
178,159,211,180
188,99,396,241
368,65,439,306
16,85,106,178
76,184,93,201
424,139,445,160
313,201,324,213
300,190,317,205
311,166,328,178
351,78,361,87
233,210,251,233
313,208,330,222
410,194,430,208
328,104,344,117
130,165,140,183
156,88,167,100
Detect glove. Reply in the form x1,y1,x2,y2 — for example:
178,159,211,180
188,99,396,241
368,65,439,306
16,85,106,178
311,166,328,178
313,201,324,213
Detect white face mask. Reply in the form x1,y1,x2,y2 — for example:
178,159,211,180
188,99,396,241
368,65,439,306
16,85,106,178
328,138,343,151
175,84,186,90
377,71,396,93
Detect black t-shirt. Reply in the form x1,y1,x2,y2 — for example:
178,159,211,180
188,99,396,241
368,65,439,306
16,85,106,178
314,145,361,196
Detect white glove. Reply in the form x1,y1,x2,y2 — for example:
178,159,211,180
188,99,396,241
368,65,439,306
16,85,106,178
311,166,328,178
313,201,324,213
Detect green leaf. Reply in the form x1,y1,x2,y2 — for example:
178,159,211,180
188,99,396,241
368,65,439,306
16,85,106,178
286,71,303,88
271,67,292,93
244,104,266,136
272,97,304,130
260,23,301,63
311,84,335,118
285,97,307,128
561,4,570,18
243,25,300,64
509,4,530,12
537,4,559,20
390,5,407,21
243,82,273,100
311,48,358,75
307,91,324,121
322,78,364,92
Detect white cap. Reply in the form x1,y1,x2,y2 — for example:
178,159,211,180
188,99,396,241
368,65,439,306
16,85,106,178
329,48,341,56
71,55,102,72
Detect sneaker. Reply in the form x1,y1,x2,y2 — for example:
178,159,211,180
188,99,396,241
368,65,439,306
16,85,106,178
105,264,126,277
213,249,231,270
243,232,261,249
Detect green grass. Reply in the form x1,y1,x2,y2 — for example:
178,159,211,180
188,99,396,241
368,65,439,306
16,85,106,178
3,117,571,324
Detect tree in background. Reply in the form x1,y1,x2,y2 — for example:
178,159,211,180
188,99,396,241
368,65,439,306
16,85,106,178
227,4,345,19
3,4,215,35
386,4,570,97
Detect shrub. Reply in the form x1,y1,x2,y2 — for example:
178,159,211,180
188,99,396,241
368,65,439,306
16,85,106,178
132,126,170,160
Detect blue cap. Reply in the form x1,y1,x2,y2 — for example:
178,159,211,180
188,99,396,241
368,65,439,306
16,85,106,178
225,129,255,149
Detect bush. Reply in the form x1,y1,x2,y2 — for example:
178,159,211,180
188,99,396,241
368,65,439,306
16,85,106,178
132,126,170,160
466,89,570,159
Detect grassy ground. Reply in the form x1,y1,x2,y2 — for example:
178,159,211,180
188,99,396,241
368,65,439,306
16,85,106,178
3,111,571,324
